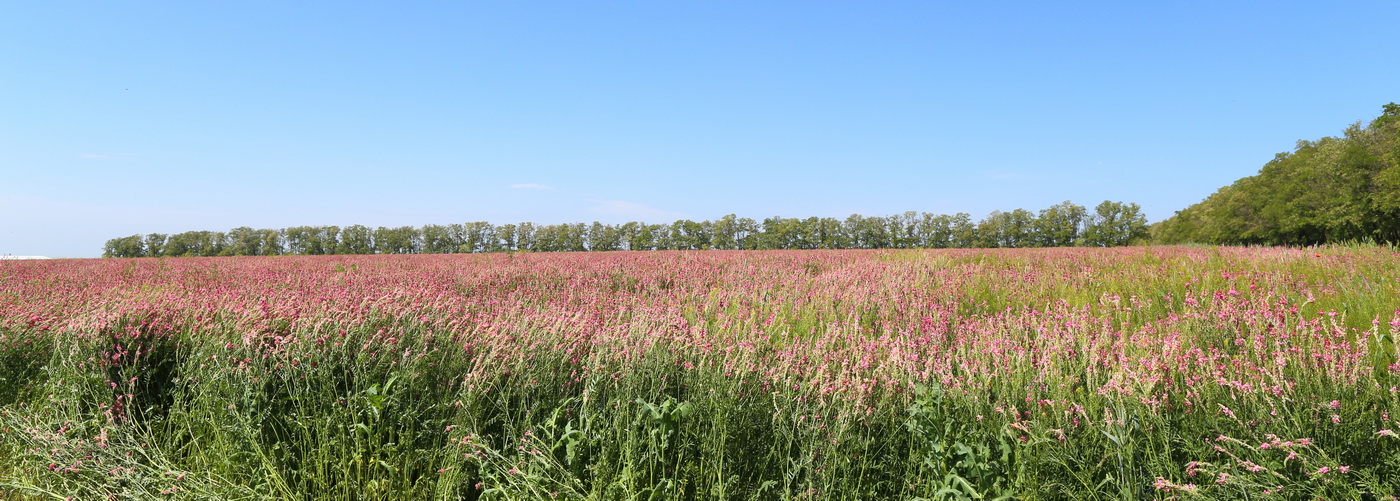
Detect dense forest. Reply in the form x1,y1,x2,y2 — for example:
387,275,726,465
1153,103,1400,245
102,200,1148,257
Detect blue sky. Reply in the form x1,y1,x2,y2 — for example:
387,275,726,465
3,2,1398,257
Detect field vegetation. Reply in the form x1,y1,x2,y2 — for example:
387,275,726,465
3,246,1400,499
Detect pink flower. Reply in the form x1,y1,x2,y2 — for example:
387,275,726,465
1186,461,1203,476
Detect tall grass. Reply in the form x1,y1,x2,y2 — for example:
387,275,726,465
2,246,1400,499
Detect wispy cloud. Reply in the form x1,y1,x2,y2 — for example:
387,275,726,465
79,152,137,161
508,183,685,222
988,172,1030,180
585,198,687,221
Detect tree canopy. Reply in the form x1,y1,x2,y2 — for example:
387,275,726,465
102,200,1149,257
1153,103,1400,245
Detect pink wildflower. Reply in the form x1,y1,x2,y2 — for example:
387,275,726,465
1152,477,1171,490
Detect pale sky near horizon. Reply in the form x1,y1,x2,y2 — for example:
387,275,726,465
3,2,1398,257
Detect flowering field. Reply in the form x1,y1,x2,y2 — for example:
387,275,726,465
2,246,1400,500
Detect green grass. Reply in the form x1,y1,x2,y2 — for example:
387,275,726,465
3,246,1400,499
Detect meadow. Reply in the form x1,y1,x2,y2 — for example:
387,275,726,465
2,246,1400,500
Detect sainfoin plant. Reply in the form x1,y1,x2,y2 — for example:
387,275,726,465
1,245,1399,499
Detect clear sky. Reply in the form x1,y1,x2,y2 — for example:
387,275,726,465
3,2,1398,258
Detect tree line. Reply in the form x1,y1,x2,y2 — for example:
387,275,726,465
101,200,1149,258
1153,103,1400,245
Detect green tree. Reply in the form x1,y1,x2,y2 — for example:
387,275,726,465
844,214,890,249
1034,201,1087,247
668,220,708,250
649,223,675,250
814,217,847,249
1154,103,1400,245
420,224,457,254
587,222,622,251
461,222,497,253
283,226,312,255
199,231,227,256
496,224,518,251
890,211,921,248
1081,201,1148,247
102,234,146,258
373,226,420,254
736,217,760,250
163,231,199,257
619,222,644,251
1003,208,1036,247
918,213,954,248
515,222,537,251
337,225,374,254
974,211,1007,248
144,233,168,257
226,227,261,256
258,229,285,255
709,214,739,250
949,213,976,248
760,217,795,250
